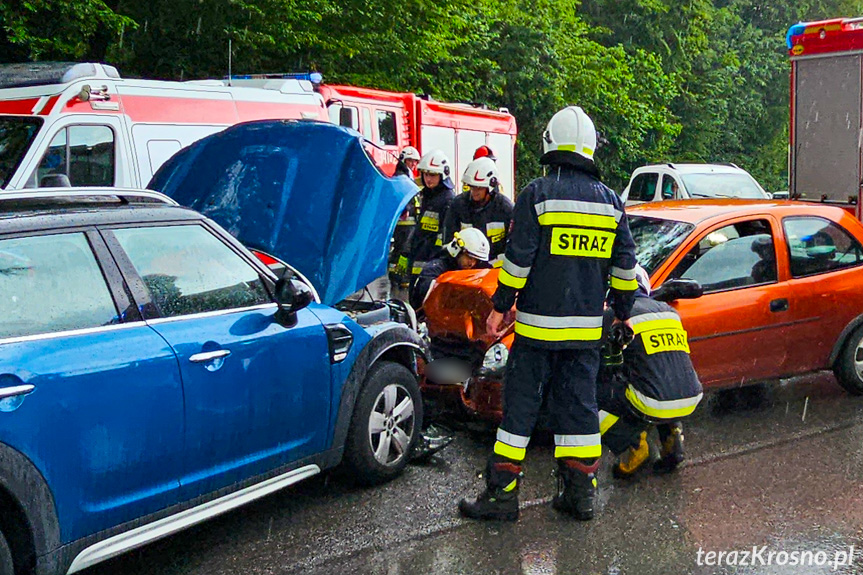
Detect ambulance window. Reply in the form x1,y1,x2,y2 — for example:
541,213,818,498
376,110,397,146
361,108,373,140
0,116,42,189
35,125,114,187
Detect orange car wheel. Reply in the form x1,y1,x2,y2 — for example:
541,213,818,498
834,325,863,396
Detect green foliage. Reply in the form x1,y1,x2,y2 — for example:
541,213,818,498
5,0,863,191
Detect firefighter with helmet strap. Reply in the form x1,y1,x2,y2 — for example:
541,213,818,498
459,106,638,522
443,157,514,268
598,265,703,478
399,149,456,288
409,227,491,311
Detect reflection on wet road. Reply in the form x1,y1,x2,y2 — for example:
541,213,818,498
86,372,863,575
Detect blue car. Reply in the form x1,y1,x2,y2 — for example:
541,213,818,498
0,121,426,575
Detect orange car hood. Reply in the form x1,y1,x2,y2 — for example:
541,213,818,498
423,268,514,347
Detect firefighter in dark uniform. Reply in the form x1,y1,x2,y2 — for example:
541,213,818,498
443,157,514,268
459,106,639,522
409,227,491,310
390,146,421,288
398,149,456,289
598,265,703,477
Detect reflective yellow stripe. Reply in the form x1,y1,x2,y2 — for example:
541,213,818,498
537,212,617,229
599,412,619,434
503,479,518,492
632,318,683,335
412,266,423,275
625,386,702,419
557,144,576,152
554,444,602,458
515,322,602,342
397,220,415,226
610,276,638,291
494,441,526,461
492,259,503,268
499,268,527,289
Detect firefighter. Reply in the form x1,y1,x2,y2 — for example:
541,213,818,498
390,146,422,289
598,266,703,478
474,145,497,161
397,149,456,288
459,106,638,522
409,227,491,310
443,157,514,268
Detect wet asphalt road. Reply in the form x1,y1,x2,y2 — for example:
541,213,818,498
85,372,863,575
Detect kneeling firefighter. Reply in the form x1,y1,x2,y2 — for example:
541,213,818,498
598,266,703,477
409,227,491,311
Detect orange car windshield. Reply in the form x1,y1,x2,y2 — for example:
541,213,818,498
629,215,695,275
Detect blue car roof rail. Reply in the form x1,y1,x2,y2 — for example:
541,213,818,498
0,188,179,207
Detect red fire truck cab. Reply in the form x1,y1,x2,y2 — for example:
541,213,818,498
318,84,518,199
788,18,863,218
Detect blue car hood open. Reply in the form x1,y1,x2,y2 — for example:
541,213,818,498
149,120,418,305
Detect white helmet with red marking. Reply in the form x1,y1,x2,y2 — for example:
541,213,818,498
461,157,499,189
417,149,452,177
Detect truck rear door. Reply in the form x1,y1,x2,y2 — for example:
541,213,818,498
792,54,862,207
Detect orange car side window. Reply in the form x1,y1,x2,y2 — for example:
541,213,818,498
670,219,777,292
783,217,863,278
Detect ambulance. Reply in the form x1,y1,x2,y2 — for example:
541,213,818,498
0,62,329,191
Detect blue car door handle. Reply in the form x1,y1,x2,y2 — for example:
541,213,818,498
189,350,232,363
0,384,35,400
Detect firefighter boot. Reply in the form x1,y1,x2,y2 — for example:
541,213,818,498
653,424,685,474
458,457,521,521
612,431,650,479
552,458,600,521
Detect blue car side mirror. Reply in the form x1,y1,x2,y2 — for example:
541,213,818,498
275,277,314,324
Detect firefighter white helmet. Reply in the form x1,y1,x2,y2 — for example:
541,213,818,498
542,105,597,161
461,157,499,189
399,146,421,161
446,228,490,262
417,149,452,176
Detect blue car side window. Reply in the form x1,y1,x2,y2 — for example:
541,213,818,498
113,225,271,318
0,233,118,339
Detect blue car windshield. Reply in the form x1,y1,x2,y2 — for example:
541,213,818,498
0,116,42,188
681,173,766,199
628,215,695,275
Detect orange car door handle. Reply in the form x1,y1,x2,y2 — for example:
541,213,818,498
770,298,789,312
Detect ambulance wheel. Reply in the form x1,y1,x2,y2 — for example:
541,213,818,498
834,325,863,395
0,529,13,575
344,361,423,485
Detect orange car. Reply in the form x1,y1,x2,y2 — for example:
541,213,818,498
421,200,863,421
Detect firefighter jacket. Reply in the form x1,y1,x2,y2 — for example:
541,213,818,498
491,164,638,349
405,183,455,275
621,296,703,420
442,191,514,267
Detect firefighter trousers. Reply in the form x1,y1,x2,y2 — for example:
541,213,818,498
490,340,602,480
597,371,681,455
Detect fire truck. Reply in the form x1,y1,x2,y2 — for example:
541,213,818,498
318,85,518,198
0,62,518,198
788,17,863,218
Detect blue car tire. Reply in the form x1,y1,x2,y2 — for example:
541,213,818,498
344,361,423,485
